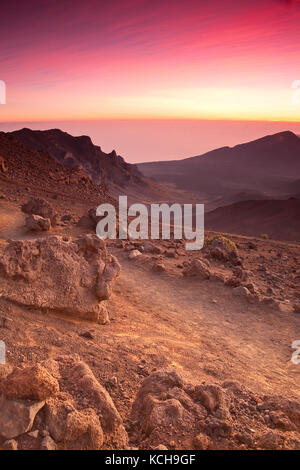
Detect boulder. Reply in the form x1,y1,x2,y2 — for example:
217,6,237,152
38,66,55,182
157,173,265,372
142,241,162,254
69,361,128,446
76,214,95,230
128,249,142,260
131,369,208,447
183,259,210,279
40,435,57,450
2,439,18,450
44,398,103,450
25,214,51,232
206,238,241,266
21,198,58,226
1,364,59,401
152,262,166,273
0,395,45,439
0,235,120,323
193,433,211,450
41,355,128,449
191,383,230,419
76,207,103,230
232,286,250,297
257,430,281,450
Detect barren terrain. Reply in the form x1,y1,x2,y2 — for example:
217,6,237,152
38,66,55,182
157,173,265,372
0,192,299,450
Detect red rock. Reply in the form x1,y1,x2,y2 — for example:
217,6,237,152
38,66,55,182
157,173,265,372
1,364,59,401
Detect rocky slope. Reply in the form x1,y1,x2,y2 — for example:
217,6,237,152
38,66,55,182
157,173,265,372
5,128,186,204
205,198,300,242
9,128,145,188
0,131,114,206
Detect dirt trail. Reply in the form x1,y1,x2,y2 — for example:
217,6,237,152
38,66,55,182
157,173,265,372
0,201,26,240
109,251,300,399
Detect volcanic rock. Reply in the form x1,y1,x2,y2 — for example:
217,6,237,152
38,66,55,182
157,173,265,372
25,214,51,232
183,259,210,279
0,234,120,323
21,198,58,226
0,395,45,439
0,364,59,401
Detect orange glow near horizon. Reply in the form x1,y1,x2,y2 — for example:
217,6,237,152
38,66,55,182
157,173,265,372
1,0,300,123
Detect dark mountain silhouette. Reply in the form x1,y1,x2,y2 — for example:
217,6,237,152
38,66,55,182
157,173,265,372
138,131,300,205
205,198,300,241
9,128,144,189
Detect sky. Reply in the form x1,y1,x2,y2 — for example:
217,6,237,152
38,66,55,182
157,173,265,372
1,0,300,161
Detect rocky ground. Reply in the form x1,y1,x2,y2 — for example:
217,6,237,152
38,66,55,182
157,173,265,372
0,192,299,450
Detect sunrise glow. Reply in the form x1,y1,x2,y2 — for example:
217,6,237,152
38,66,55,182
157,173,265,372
1,0,300,122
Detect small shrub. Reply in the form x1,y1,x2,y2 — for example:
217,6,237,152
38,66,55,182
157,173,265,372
204,235,237,251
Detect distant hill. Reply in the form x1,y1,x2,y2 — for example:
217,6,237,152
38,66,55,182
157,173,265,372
138,131,300,205
205,198,300,242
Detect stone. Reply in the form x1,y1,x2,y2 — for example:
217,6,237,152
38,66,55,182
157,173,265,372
165,250,177,258
153,444,168,450
21,198,58,226
193,433,211,450
192,383,229,419
79,330,94,340
76,215,94,230
25,214,51,232
183,259,210,279
1,364,59,401
152,262,166,272
0,395,45,439
0,235,120,323
40,436,57,451
2,439,18,450
257,431,280,450
144,399,185,436
69,361,128,446
128,249,142,259
44,398,103,450
28,430,39,439
232,286,250,297
142,241,162,254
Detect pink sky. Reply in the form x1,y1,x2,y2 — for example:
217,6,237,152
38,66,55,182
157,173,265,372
1,0,300,160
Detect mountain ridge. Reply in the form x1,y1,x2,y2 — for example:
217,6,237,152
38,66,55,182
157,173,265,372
138,131,300,206
9,127,144,189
